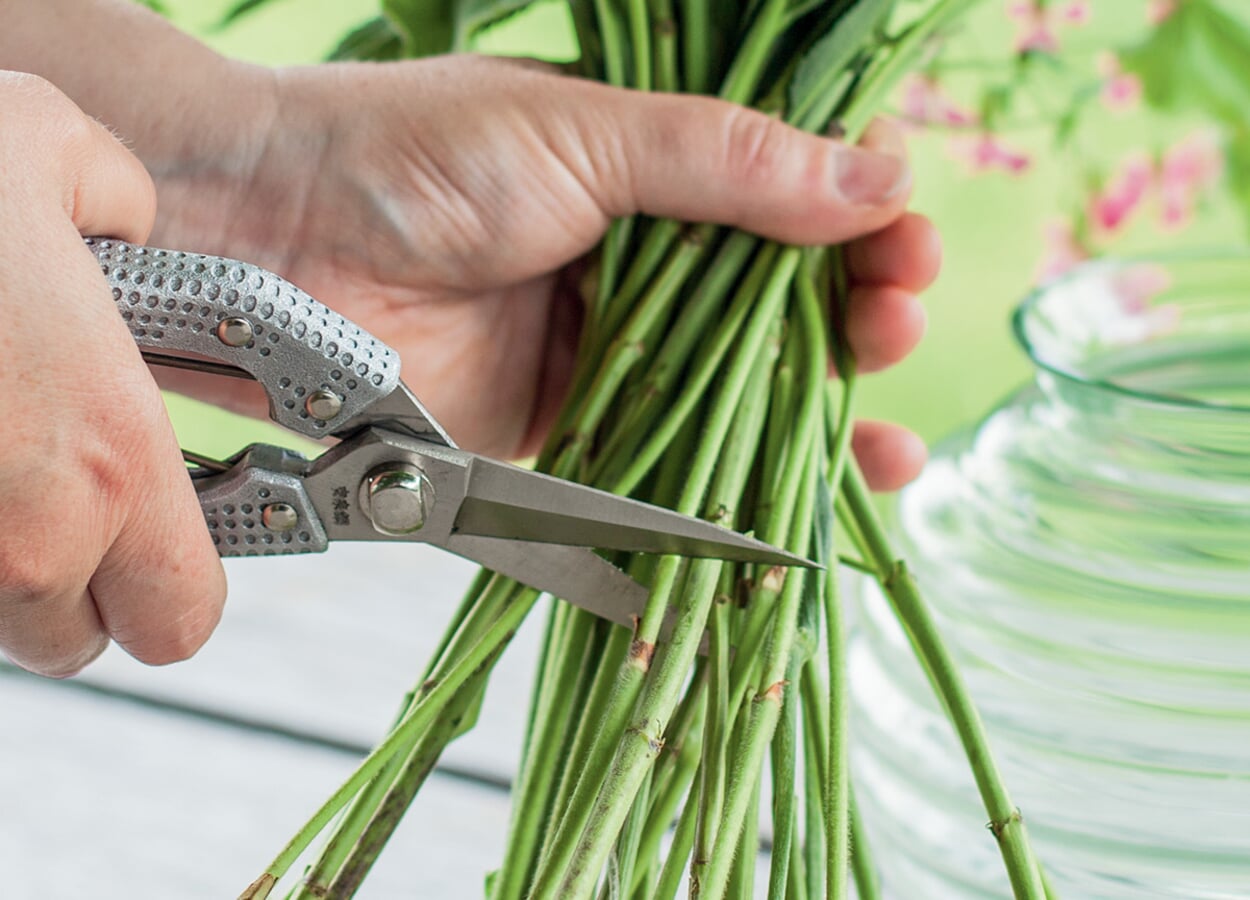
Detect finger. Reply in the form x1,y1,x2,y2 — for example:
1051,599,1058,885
85,305,228,667
841,284,927,374
844,213,942,292
6,72,157,243
852,420,928,492
0,517,110,678
589,87,911,245
63,116,157,243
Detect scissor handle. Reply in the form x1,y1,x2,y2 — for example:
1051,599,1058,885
88,238,401,439
193,444,329,557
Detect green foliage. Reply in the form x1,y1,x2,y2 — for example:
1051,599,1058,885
787,0,894,130
327,16,404,60
215,0,284,29
382,0,541,56
1121,0,1250,127
134,0,170,12
1121,0,1250,234
1229,129,1250,233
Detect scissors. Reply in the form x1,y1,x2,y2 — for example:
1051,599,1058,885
87,238,814,631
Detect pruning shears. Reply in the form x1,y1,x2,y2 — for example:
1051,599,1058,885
88,239,814,630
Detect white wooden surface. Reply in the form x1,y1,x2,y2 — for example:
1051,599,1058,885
1,543,532,898
2,542,780,897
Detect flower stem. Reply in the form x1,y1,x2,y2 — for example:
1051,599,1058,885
840,465,1046,900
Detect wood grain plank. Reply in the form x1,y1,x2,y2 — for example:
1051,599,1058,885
56,543,546,783
0,667,512,899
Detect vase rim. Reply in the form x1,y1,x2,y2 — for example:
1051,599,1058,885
1011,249,1250,414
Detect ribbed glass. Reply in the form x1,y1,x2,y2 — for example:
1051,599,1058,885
850,254,1250,898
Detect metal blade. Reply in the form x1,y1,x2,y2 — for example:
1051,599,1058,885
453,458,818,569
347,383,455,446
443,535,647,629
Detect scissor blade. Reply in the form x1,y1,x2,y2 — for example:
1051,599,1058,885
453,458,817,569
443,535,646,628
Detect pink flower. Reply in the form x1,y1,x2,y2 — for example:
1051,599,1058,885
955,133,1031,173
1035,219,1090,282
901,75,978,128
1158,131,1222,228
1089,154,1153,233
1061,1,1091,24
1008,0,1089,53
1095,52,1142,112
1147,0,1178,24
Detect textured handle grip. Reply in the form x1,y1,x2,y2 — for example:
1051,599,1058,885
195,445,328,557
90,238,401,439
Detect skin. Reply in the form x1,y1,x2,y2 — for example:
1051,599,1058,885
0,2,941,678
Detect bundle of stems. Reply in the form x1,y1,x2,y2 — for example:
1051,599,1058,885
241,1,1050,897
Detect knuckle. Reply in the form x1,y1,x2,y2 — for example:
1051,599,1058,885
0,538,81,608
32,637,109,680
0,71,64,110
722,107,791,188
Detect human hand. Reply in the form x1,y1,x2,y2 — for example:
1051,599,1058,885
150,56,939,489
0,73,225,677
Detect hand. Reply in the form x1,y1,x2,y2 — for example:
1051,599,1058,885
150,56,939,489
0,72,225,677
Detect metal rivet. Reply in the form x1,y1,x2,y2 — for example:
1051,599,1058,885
359,466,431,536
262,503,298,533
217,317,253,347
305,389,343,421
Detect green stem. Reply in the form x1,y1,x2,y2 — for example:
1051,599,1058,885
841,466,1046,900
719,0,789,104
766,656,802,900
491,607,600,900
848,789,882,900
532,276,788,897
602,242,778,495
650,776,701,900
319,670,494,898
800,664,829,900
625,0,651,91
648,0,678,92
728,779,762,900
592,0,628,86
678,0,710,93
248,587,539,894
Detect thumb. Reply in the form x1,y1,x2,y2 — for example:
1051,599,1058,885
586,87,911,245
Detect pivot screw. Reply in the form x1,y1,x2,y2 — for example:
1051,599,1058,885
305,389,343,421
216,317,254,347
360,466,431,535
262,503,298,532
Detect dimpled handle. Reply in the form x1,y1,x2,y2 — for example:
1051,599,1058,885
196,445,328,557
89,238,401,439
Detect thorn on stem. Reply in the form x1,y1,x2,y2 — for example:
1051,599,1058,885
762,680,787,702
986,808,1024,842
626,723,665,756
883,559,908,591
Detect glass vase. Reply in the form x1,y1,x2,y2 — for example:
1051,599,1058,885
849,253,1250,898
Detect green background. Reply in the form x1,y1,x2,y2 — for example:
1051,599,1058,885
157,0,1248,459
